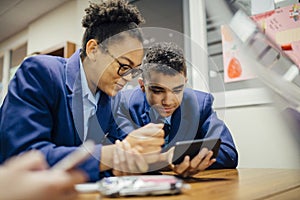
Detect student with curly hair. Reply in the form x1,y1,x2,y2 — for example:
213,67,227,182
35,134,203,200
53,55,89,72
0,0,164,182
114,42,238,177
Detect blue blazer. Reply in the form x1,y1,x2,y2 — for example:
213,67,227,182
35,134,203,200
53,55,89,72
113,87,238,168
0,50,120,181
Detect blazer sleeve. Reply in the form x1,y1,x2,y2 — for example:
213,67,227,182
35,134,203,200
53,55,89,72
199,93,238,168
0,56,101,181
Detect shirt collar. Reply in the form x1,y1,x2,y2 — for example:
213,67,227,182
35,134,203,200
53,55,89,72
142,91,172,124
165,116,171,124
80,59,100,105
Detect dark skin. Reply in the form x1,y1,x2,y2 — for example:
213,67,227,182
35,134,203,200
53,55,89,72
82,36,165,173
139,71,216,177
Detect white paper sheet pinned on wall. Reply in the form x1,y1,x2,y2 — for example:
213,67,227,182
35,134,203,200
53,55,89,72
221,25,256,83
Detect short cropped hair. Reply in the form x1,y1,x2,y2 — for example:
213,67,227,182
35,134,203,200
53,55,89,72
142,42,187,80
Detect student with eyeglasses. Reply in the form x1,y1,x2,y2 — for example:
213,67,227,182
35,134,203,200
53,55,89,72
0,0,164,182
113,42,238,177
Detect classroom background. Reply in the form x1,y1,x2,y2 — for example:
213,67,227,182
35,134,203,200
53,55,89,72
0,0,299,169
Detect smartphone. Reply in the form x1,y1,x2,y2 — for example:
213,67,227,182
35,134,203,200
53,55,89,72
52,140,95,170
172,138,221,165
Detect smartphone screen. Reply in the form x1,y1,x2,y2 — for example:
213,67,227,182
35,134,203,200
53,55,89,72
172,138,221,165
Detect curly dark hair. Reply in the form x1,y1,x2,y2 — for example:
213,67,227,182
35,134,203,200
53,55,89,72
81,0,145,57
142,42,187,80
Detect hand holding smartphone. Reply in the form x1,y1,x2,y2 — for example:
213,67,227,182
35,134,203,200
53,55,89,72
52,140,95,171
172,138,221,165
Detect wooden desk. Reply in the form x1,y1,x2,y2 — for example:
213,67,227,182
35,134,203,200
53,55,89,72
76,168,300,200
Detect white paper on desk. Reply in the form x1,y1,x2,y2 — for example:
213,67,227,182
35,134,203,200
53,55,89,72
75,183,99,193
251,0,275,15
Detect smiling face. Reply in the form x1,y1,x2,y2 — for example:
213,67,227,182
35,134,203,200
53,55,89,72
83,34,144,96
98,39,144,96
140,71,187,117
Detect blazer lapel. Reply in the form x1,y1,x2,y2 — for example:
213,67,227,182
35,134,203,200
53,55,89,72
174,90,200,142
140,97,151,125
96,91,111,135
65,50,84,145
140,97,165,125
170,108,180,140
165,108,183,148
166,91,201,149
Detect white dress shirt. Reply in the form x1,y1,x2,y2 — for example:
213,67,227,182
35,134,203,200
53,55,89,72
79,59,100,141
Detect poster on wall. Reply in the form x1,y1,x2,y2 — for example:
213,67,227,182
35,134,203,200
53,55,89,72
221,25,256,83
221,3,300,83
251,3,300,68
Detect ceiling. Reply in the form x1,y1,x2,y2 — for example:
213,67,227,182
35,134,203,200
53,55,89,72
0,0,184,44
0,0,71,43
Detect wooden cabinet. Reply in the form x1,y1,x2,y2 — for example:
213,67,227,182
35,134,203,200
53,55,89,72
40,41,76,58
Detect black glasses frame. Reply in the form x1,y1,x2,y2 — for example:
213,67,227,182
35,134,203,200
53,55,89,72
98,43,143,79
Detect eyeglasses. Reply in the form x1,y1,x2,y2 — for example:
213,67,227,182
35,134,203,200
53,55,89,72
99,43,143,79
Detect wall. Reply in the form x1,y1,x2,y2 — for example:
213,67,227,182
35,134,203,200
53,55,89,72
27,0,87,54
0,29,28,53
218,104,300,169
0,29,28,102
201,0,300,169
0,0,90,102
0,0,92,55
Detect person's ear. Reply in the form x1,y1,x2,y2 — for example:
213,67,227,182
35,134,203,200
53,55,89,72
185,78,188,83
138,78,145,92
85,39,98,62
